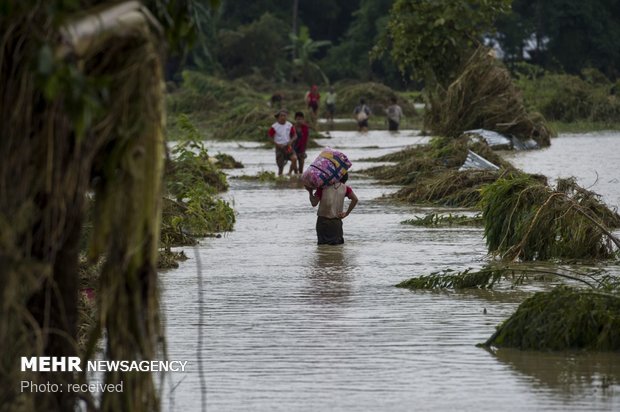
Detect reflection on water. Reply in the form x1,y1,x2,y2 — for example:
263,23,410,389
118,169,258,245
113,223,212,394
489,348,620,399
307,246,353,305
162,130,620,411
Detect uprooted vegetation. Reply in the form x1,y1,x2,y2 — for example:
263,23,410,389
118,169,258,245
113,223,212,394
160,121,236,267
167,71,275,141
480,175,620,261
364,134,620,261
483,286,620,350
397,265,620,350
425,47,554,146
363,136,517,207
401,213,483,227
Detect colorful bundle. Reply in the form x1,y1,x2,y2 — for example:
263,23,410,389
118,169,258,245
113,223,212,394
302,148,352,189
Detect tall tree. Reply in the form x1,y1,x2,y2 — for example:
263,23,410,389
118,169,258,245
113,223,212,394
376,0,511,87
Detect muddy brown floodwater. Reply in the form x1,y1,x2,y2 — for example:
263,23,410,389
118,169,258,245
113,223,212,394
161,130,620,411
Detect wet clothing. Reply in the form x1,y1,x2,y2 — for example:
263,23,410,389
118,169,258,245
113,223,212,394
326,92,337,115
316,217,344,245
386,104,403,131
268,121,296,145
354,104,371,128
313,183,354,245
294,123,310,156
275,145,295,169
306,91,320,113
269,121,297,168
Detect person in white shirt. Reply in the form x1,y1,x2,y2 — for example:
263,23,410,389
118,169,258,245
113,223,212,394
385,97,404,131
267,109,298,175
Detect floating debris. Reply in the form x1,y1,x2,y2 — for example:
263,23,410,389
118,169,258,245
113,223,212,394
480,175,620,261
458,150,500,171
426,47,553,146
462,128,540,151
482,286,620,350
463,129,512,149
401,213,483,227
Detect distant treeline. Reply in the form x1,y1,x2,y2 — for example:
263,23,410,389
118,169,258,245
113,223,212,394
168,0,620,89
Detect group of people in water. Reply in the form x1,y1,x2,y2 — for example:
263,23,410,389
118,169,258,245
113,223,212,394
271,85,405,133
267,85,373,245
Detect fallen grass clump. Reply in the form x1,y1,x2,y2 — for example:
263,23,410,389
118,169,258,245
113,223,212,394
401,213,483,227
365,136,512,182
395,169,500,207
396,265,604,291
426,47,554,146
235,170,281,182
363,136,516,207
215,153,244,169
480,175,620,261
397,267,504,290
157,249,188,270
482,286,620,350
161,120,235,252
397,264,620,350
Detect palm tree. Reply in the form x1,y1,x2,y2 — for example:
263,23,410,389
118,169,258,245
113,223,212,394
286,26,331,84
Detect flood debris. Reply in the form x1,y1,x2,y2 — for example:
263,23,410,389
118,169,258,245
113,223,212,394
458,150,500,171
161,138,235,250
426,47,554,147
401,213,483,227
482,286,620,350
397,267,505,290
215,153,244,169
363,136,513,207
462,129,539,151
480,175,620,261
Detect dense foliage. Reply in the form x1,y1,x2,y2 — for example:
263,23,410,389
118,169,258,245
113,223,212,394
167,0,620,88
376,0,511,86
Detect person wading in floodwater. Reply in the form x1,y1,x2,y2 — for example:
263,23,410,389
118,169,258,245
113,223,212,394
292,111,310,174
305,85,321,123
268,109,298,176
353,98,371,132
307,174,358,245
385,96,404,131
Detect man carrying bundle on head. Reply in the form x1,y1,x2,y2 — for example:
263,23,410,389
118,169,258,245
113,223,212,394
307,173,358,245
268,109,298,176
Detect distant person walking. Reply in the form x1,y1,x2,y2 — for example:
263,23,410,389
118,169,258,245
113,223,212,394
267,109,298,176
385,97,404,131
353,99,371,132
307,174,358,245
325,86,336,124
292,111,310,173
305,85,321,122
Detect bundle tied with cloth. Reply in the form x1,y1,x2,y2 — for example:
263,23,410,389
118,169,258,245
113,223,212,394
302,148,352,189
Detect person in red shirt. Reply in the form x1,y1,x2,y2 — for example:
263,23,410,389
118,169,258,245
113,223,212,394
292,111,310,174
305,85,320,122
267,109,298,175
307,173,358,245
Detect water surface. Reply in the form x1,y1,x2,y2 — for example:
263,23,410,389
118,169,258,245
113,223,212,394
162,130,620,411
